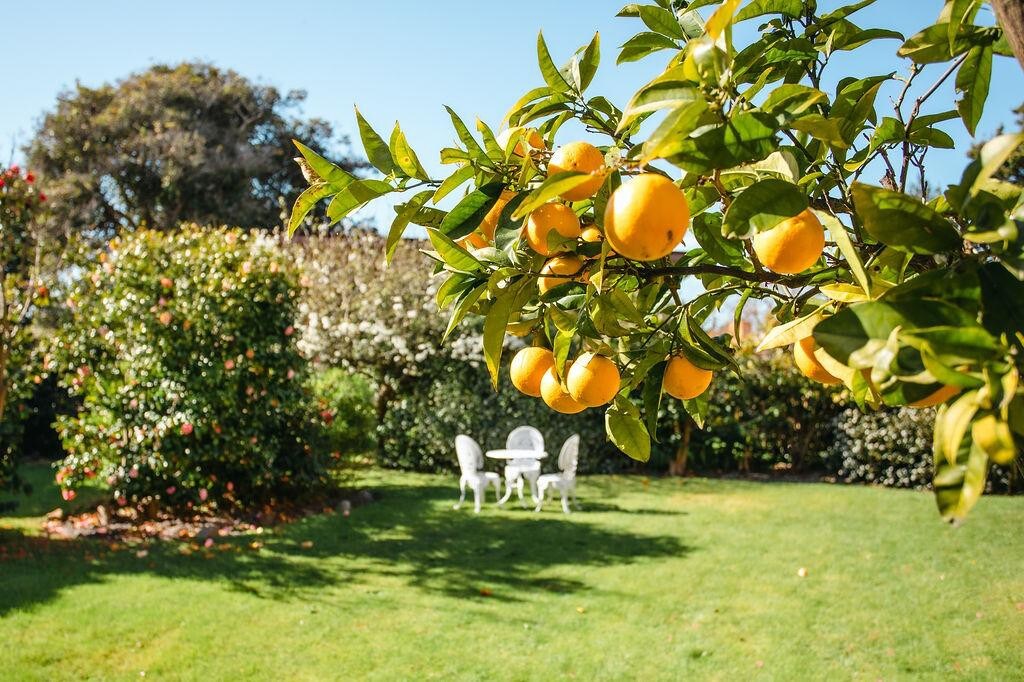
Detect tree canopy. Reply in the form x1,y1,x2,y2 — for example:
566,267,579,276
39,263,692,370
26,62,365,238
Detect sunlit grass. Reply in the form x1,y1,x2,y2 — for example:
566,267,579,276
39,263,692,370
1,463,1021,680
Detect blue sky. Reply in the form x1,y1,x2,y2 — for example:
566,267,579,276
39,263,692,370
2,1,1022,228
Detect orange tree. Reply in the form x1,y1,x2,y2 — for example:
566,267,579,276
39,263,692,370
287,0,1024,521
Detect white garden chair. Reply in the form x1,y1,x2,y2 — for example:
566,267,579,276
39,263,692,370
535,434,580,514
503,426,545,507
453,435,501,513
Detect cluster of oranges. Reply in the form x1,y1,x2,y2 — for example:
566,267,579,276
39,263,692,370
462,129,954,411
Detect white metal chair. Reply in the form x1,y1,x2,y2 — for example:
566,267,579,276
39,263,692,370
535,434,580,514
502,426,544,507
453,435,501,513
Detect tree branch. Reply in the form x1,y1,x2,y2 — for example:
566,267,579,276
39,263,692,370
992,0,1024,71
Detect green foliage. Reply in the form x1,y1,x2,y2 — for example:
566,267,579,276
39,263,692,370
52,227,334,511
289,1,1024,520
26,62,365,240
308,368,376,459
0,165,59,491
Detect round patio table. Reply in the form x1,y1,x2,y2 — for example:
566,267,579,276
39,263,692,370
485,449,547,506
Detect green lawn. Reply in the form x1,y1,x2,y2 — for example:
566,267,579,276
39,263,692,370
1,464,1022,680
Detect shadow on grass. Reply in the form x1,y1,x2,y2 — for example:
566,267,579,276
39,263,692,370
0,480,692,615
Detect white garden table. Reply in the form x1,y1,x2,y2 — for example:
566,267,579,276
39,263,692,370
485,449,547,506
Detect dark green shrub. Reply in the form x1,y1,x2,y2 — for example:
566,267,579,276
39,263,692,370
53,227,334,511
309,368,376,458
380,358,624,474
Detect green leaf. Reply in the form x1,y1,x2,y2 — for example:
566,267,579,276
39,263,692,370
438,182,505,240
510,172,594,220
851,183,962,254
665,112,779,172
761,84,828,118
755,307,829,352
325,179,393,225
606,409,651,462
432,165,475,204
618,68,700,132
483,277,533,389
579,32,601,90
816,210,872,296
736,0,803,22
638,5,686,40
354,107,394,175
955,44,992,136
642,361,667,439
292,140,355,189
617,31,680,65
789,115,849,148
813,300,974,368
444,106,487,159
287,183,333,236
538,31,572,93
386,190,433,264
641,100,709,161
934,422,989,522
389,123,430,180
426,228,484,274
722,179,807,239
444,283,487,342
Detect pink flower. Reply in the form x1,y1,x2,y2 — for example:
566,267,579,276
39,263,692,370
166,486,176,495
284,326,294,337
224,359,235,370
199,488,208,501
180,422,194,436
129,466,139,479
250,436,258,445
286,368,296,380
117,496,128,507
160,277,173,289
158,311,172,325
226,481,234,492
61,489,76,501
204,538,214,548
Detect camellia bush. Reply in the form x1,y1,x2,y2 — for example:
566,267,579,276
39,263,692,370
53,227,332,511
0,165,59,490
288,0,1024,521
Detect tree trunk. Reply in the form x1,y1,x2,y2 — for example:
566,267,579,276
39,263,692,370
669,418,692,477
374,382,395,455
993,0,1024,72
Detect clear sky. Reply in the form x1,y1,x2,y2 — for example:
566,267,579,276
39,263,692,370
2,1,1022,228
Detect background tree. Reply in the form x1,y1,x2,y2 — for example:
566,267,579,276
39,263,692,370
26,62,365,238
0,165,63,490
290,0,1024,522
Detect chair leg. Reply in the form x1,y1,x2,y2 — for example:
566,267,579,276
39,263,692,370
570,482,578,509
516,477,526,507
472,482,484,514
453,478,467,510
560,485,571,514
534,480,547,512
498,475,515,506
491,478,501,502
527,471,540,505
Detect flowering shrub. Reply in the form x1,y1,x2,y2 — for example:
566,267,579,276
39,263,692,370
0,165,55,490
308,368,376,460
828,408,1021,493
53,226,334,511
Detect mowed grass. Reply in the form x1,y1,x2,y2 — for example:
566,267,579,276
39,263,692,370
1,464,1022,681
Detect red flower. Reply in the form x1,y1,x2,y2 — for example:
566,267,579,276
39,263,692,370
166,486,176,495
38,193,46,202
180,422,194,436
0,178,5,188
199,488,208,502
25,172,34,183
61,489,76,501
224,359,235,371
284,326,294,336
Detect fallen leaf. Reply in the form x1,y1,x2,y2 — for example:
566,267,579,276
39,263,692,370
797,567,808,578
576,606,586,614
300,540,314,549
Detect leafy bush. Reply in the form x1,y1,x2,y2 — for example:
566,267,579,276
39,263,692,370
309,368,376,459
380,355,622,474
829,407,1022,493
53,227,333,511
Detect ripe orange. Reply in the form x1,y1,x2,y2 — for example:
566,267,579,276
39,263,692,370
548,141,605,201
566,352,621,406
525,203,581,255
580,225,603,243
793,336,841,385
538,255,584,295
540,364,587,414
604,174,690,261
510,346,556,397
496,128,545,156
477,189,516,243
751,209,824,275
908,384,961,408
663,355,713,400
458,232,488,250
